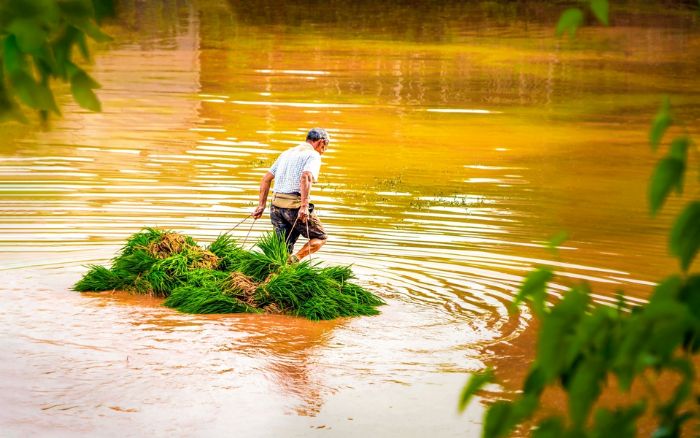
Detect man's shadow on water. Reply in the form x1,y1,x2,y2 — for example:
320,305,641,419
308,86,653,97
226,314,345,416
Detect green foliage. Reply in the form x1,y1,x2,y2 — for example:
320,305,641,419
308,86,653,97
650,96,672,150
670,202,700,272
649,156,684,215
513,267,553,316
459,368,494,413
466,93,700,436
556,1,609,38
0,0,113,121
556,8,584,37
589,0,609,26
74,229,384,320
546,231,568,254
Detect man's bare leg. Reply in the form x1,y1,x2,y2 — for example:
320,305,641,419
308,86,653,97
294,238,326,261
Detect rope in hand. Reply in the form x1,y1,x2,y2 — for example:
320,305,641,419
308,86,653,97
223,214,252,235
306,218,312,264
242,217,257,249
285,210,314,264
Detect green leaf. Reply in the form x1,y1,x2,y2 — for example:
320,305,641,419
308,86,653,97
8,19,48,53
568,359,604,427
483,401,516,438
523,367,546,395
590,0,609,25
76,19,112,42
9,70,40,108
650,97,672,150
670,201,700,271
76,31,90,60
537,285,590,381
669,136,690,161
514,267,553,316
70,70,101,111
649,157,685,216
643,300,691,361
458,368,494,412
679,275,700,327
532,417,566,438
92,0,116,22
649,276,683,304
592,403,645,438
547,231,568,254
3,35,25,72
556,8,584,37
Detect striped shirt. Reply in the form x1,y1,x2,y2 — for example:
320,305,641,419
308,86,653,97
269,142,322,194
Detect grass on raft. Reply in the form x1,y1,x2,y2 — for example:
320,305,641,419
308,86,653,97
74,227,384,320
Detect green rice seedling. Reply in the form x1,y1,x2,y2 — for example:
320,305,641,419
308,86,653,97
208,233,247,272
73,265,125,291
181,268,228,288
222,272,259,306
183,247,220,270
298,294,341,320
236,250,278,282
297,290,380,320
145,268,171,296
341,282,385,307
118,227,167,257
260,262,338,308
319,265,354,283
112,249,158,275
130,275,154,295
255,231,290,266
164,285,261,314
74,227,384,320
152,254,189,278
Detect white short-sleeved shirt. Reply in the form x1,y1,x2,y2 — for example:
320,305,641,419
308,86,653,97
269,143,322,194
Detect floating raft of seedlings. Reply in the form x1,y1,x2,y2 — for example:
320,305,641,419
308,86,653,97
74,228,384,320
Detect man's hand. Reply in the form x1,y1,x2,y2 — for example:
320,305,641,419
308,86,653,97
252,205,265,219
298,205,310,223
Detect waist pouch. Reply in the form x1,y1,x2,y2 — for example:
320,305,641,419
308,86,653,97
272,192,302,209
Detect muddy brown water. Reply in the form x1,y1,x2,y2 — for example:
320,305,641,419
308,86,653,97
1,1,699,436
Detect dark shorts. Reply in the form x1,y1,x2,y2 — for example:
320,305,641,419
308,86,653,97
270,204,328,252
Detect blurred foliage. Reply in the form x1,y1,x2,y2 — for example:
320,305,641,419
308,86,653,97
462,1,700,436
0,0,113,122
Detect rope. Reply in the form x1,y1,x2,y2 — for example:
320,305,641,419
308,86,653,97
286,214,300,245
306,218,312,264
223,214,252,235
242,217,257,249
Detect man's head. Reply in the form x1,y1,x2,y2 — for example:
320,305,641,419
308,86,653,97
306,127,330,154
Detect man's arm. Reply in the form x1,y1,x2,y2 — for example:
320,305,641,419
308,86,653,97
252,171,274,219
298,171,313,223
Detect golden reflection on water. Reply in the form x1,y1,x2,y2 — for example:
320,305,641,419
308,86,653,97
1,1,699,436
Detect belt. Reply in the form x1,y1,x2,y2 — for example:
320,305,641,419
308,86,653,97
271,192,302,209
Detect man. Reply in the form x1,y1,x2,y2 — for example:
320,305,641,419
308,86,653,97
252,128,330,262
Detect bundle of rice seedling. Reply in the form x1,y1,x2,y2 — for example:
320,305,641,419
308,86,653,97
222,272,258,305
164,284,261,314
74,228,384,320
74,265,126,291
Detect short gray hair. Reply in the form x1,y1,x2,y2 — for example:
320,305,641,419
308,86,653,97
306,128,330,143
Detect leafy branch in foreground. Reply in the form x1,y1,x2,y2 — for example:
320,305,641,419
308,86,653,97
556,0,609,37
0,0,113,122
460,100,699,437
